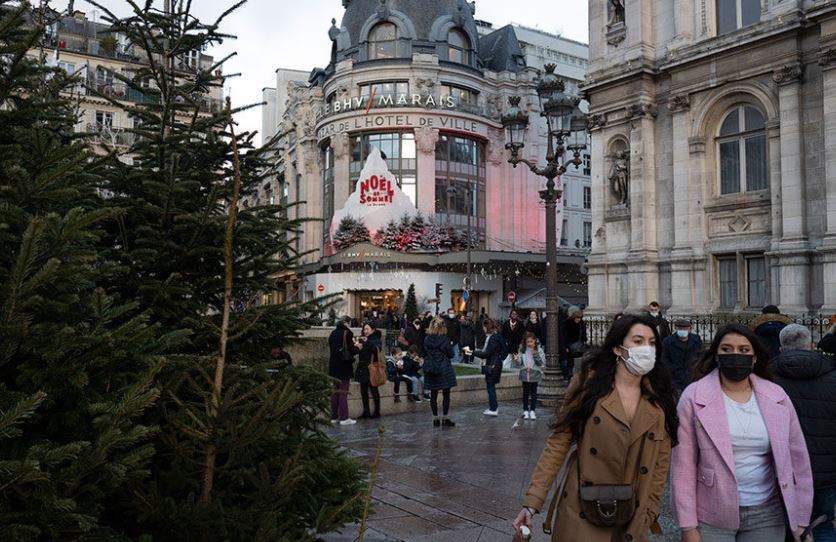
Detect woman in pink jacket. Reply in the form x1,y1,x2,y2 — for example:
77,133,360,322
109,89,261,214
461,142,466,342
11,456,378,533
672,323,813,542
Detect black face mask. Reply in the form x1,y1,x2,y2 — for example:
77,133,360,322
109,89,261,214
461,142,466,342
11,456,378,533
717,354,754,382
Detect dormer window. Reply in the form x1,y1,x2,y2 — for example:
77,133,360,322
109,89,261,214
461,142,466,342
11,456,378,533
447,29,470,64
368,22,398,59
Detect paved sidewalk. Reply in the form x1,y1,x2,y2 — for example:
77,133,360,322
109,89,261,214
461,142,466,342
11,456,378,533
323,405,680,542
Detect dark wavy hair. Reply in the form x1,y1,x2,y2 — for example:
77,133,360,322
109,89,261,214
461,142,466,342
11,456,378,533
553,314,679,446
692,323,772,381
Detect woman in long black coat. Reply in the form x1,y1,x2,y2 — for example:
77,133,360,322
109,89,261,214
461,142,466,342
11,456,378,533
423,317,457,428
354,323,382,419
328,317,358,424
473,318,504,416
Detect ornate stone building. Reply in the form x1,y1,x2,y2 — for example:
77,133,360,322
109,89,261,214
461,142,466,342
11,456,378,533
584,0,836,316
257,0,592,318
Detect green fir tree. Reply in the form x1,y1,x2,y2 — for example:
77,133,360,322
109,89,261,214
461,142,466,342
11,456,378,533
404,283,419,321
0,2,174,539
86,2,366,540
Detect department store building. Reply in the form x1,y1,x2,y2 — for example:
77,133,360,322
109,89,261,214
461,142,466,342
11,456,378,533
257,0,591,319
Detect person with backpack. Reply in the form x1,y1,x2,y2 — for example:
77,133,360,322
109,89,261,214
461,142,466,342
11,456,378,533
471,318,507,417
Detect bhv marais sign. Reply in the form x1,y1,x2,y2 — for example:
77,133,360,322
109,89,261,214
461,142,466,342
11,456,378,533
330,147,418,240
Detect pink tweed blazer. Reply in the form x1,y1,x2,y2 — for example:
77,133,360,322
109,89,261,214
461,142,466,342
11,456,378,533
671,370,813,531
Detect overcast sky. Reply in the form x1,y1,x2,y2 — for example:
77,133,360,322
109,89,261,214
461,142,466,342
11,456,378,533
76,0,589,137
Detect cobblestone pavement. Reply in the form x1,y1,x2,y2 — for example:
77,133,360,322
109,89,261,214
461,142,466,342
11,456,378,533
323,405,680,542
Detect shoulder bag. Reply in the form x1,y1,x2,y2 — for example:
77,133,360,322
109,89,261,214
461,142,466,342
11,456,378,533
576,431,645,528
369,347,388,388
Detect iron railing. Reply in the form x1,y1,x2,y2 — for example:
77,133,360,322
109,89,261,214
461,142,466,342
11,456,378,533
584,314,835,347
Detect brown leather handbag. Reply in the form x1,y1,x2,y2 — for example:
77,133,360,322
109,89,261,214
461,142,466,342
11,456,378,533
368,348,387,388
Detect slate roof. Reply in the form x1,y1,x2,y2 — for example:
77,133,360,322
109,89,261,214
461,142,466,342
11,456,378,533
478,24,526,73
339,0,478,50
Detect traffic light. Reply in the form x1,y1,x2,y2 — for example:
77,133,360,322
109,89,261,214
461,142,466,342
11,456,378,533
435,282,443,299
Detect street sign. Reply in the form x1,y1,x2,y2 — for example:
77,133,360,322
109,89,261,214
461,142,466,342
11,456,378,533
507,291,516,304
317,284,325,293
462,289,470,302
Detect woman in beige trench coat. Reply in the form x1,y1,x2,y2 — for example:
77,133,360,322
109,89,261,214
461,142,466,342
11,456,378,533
513,314,679,542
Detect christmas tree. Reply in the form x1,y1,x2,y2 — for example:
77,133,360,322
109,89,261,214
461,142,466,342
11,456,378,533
374,219,400,250
0,2,170,538
88,2,365,540
333,215,371,250
404,284,419,321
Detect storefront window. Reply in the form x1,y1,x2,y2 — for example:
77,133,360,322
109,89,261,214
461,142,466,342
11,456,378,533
434,134,486,246
350,132,418,206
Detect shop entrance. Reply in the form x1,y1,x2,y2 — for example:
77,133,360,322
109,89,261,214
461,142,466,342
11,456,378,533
356,290,403,320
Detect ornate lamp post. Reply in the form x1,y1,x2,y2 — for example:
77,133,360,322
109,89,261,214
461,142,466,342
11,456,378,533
502,63,587,405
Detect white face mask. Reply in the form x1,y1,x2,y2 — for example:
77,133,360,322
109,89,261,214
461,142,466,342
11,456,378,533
619,345,656,376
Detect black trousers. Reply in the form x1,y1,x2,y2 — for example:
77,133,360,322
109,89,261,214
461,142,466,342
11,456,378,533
360,382,380,416
430,388,451,416
522,382,538,411
393,376,413,395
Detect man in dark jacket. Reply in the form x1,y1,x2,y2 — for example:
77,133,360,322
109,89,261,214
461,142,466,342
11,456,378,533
646,301,671,339
328,316,358,425
660,319,703,393
751,304,793,360
501,309,525,355
445,308,461,364
772,324,836,541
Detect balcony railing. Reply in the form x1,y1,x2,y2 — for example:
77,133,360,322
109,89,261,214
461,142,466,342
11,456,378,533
46,34,142,63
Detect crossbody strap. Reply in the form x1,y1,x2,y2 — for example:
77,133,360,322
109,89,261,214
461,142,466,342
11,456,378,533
543,442,578,535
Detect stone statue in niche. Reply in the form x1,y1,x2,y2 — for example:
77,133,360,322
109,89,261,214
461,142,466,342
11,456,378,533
608,150,630,206
608,0,625,25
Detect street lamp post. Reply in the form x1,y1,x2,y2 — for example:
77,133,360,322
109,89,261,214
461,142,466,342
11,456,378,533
447,181,474,315
501,64,587,406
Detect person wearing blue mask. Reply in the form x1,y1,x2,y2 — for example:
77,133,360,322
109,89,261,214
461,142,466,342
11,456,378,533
661,319,703,394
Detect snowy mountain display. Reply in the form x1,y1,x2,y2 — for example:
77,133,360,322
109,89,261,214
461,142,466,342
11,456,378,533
329,147,419,241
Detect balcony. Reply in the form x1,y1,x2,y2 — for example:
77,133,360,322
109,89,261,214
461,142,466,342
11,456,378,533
87,123,135,147
46,34,142,63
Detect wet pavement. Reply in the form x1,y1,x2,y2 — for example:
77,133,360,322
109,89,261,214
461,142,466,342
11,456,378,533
323,405,680,542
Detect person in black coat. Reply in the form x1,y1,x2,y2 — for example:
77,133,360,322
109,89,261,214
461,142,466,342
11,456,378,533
472,318,505,416
328,316,358,424
501,309,525,355
525,310,544,345
646,301,671,339
817,317,836,356
445,308,462,364
749,304,793,360
560,306,587,380
660,319,703,394
423,318,457,427
399,318,425,356
354,323,383,419
458,314,475,364
771,324,836,541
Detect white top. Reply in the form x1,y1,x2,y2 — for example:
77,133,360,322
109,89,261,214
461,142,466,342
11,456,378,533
723,393,776,506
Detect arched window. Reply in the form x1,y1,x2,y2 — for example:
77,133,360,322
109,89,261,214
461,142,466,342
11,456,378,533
717,105,767,194
368,22,398,60
447,29,470,64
